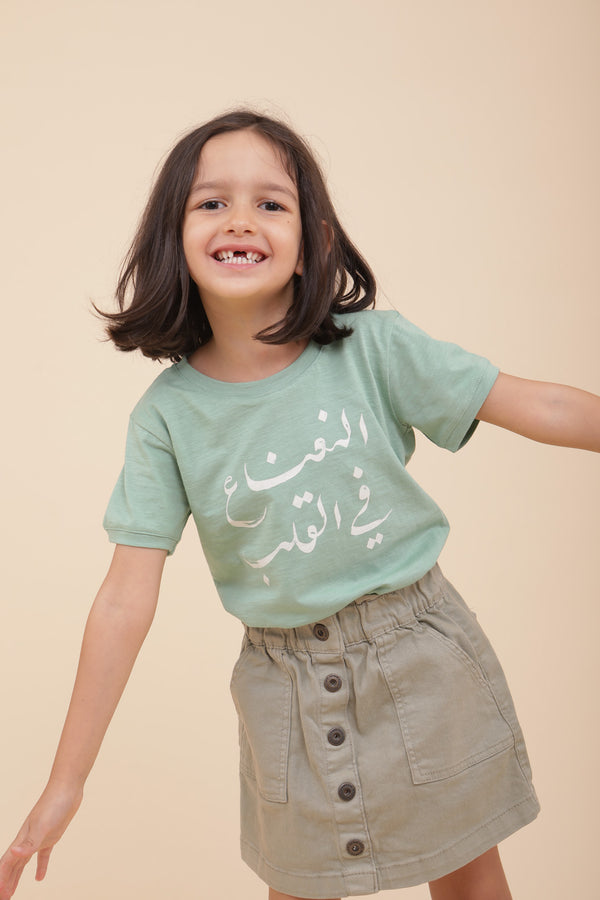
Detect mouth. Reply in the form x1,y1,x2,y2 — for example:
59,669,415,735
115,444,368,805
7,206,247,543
213,249,266,265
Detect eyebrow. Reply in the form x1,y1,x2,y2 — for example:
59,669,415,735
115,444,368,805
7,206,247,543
188,180,297,201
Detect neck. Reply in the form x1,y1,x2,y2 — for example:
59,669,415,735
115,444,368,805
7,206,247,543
189,306,308,383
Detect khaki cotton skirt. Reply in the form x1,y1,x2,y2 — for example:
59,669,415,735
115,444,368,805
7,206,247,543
230,565,540,898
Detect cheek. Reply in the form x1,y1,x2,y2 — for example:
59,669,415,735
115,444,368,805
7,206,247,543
181,222,206,269
181,223,192,257
181,242,195,277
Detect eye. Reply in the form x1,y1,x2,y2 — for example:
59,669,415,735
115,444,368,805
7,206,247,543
198,199,225,210
260,200,285,212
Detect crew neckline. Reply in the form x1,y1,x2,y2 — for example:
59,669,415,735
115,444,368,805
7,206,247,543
177,339,323,396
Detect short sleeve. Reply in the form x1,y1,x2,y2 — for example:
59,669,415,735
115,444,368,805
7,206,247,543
387,314,499,452
103,416,191,554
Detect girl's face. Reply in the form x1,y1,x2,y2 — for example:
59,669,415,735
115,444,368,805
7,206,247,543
182,129,304,324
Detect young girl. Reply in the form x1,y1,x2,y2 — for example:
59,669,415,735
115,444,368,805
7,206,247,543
0,109,598,900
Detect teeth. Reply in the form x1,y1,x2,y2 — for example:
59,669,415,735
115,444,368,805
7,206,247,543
214,250,264,264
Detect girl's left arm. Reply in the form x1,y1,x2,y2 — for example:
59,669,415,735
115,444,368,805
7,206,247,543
476,373,600,452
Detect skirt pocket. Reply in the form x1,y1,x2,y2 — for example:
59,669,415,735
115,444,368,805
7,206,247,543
229,641,292,803
376,605,515,784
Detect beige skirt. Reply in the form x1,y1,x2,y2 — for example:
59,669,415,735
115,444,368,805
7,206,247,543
230,565,540,898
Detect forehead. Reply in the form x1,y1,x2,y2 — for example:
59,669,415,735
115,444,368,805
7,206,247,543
194,129,297,192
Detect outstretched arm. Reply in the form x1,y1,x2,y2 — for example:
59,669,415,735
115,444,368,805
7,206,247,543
0,544,168,900
477,373,600,452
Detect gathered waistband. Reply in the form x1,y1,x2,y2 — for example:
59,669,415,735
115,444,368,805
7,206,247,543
243,564,450,653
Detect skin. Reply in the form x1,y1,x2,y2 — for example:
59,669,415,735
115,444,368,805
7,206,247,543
182,128,306,383
477,373,600,451
0,129,598,899
0,545,168,900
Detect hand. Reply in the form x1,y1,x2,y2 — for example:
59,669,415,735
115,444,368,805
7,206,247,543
0,783,83,899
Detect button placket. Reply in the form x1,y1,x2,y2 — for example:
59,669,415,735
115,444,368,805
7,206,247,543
317,647,370,868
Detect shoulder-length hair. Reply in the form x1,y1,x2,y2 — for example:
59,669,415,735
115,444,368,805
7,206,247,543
99,110,376,361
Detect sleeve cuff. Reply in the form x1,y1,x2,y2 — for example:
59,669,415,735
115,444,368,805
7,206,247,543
105,529,179,556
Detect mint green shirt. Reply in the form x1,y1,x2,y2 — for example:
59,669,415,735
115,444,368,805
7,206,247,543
104,310,498,626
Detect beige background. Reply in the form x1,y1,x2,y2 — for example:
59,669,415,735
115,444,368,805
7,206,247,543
1,1,598,897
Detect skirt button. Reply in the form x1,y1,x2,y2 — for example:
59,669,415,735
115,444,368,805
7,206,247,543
324,673,342,692
338,782,356,801
346,839,365,856
313,623,329,641
327,726,346,746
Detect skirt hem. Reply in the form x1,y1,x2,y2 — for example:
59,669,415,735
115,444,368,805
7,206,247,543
241,791,540,898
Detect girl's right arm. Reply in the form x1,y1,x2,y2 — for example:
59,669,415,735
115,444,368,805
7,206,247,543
0,544,168,900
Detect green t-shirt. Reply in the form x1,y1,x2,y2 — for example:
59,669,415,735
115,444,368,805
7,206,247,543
104,310,498,626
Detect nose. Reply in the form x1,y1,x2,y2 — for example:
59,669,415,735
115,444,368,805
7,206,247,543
224,201,256,235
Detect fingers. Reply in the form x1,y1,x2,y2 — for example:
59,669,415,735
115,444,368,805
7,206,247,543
0,842,52,899
35,848,52,882
0,834,52,900
0,785,82,898
0,844,31,900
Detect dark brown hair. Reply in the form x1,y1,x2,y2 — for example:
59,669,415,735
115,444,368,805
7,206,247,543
99,110,376,361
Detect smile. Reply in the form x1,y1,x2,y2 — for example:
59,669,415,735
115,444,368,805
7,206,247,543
213,250,266,265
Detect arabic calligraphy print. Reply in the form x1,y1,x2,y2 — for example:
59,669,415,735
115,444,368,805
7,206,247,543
224,476,267,528
223,407,393,585
350,483,392,537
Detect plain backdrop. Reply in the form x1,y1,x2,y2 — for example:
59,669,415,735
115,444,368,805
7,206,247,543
1,1,598,898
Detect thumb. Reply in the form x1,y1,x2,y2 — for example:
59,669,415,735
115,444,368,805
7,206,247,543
9,838,36,860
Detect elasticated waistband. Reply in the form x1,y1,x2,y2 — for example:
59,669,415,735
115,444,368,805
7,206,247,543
243,564,448,654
